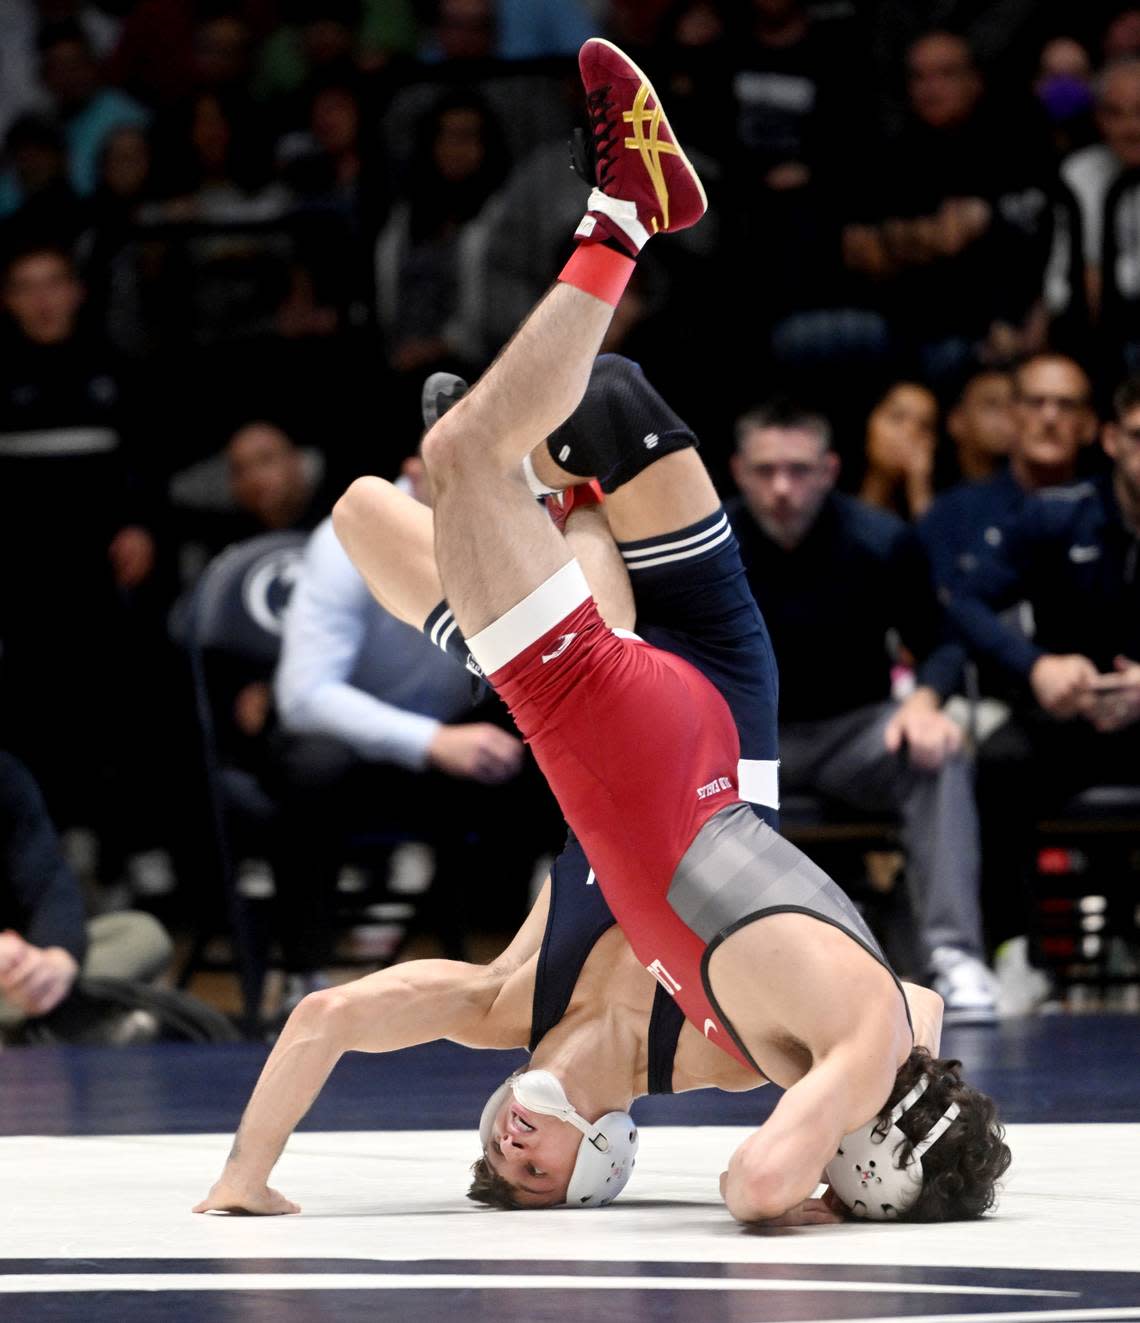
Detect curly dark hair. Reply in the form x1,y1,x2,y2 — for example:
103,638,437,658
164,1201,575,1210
466,1154,523,1209
878,1047,1011,1221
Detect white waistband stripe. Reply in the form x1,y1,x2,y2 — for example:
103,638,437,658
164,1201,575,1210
738,758,780,809
467,559,591,676
0,426,120,458
623,520,733,571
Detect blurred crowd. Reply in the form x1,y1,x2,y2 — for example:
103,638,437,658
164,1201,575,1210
2,0,1140,1036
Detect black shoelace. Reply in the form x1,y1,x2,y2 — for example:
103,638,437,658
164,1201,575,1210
584,85,618,190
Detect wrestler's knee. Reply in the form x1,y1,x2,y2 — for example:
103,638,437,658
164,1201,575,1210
333,475,385,543
420,409,488,482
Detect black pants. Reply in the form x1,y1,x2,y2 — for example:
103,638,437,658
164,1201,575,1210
256,718,561,972
975,710,1140,948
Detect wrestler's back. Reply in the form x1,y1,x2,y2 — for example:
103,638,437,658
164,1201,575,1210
706,912,914,1090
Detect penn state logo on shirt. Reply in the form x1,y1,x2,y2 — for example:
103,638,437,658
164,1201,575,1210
242,549,303,634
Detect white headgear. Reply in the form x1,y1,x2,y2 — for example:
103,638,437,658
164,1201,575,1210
824,1076,961,1220
478,1070,638,1208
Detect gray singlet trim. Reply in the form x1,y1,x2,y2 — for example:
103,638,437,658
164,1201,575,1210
667,802,910,1076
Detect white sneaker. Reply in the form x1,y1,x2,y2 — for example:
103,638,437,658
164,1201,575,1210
994,935,1052,1017
929,946,999,1025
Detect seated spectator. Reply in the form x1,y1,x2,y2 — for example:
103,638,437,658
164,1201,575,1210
257,0,414,117
945,373,1140,985
0,0,120,144
227,421,328,535
374,88,511,426
0,242,176,897
0,113,84,250
922,355,1094,591
417,0,497,64
78,124,156,345
944,368,1016,484
843,31,1055,391
106,1,273,111
264,511,554,1005
858,381,939,520
147,90,287,224
277,80,387,234
922,355,1095,1008
1061,56,1140,321
728,399,997,1022
0,751,171,1042
36,20,149,199
1034,36,1096,159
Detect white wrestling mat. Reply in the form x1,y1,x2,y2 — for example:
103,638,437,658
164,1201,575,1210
3,1124,1137,1283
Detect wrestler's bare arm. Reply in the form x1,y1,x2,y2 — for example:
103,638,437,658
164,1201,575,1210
902,981,945,1057
720,1042,899,1224
193,880,550,1215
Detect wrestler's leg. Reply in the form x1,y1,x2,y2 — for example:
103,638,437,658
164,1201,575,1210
421,284,614,639
333,474,635,635
526,356,719,542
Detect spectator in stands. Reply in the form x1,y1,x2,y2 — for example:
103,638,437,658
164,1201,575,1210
859,381,939,520
419,0,497,63
37,21,149,199
0,242,172,894
1104,8,1140,61
147,89,286,224
1061,56,1140,320
227,421,327,536
257,0,362,128
278,80,387,235
375,88,510,423
944,368,1017,484
107,1,271,111
0,750,172,1042
922,355,1094,592
728,399,997,1022
653,0,737,162
1035,36,1096,159
946,373,1140,996
843,31,1054,390
265,514,540,1005
0,113,83,250
0,0,121,143
922,355,1095,1009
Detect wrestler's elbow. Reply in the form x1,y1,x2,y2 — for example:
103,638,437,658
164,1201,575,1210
722,1144,814,1223
289,987,355,1050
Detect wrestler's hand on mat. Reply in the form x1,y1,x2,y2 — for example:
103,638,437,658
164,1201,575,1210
193,1181,301,1216
1030,654,1099,720
883,689,962,772
428,723,524,784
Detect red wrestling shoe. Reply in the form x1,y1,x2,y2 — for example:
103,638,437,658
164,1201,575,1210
544,479,605,534
574,37,708,256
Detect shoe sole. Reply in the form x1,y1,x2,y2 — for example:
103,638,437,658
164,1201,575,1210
582,37,708,226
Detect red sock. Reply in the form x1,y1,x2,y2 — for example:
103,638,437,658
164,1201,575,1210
558,243,635,307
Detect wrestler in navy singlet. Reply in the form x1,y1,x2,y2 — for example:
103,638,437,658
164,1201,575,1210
526,506,780,1085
